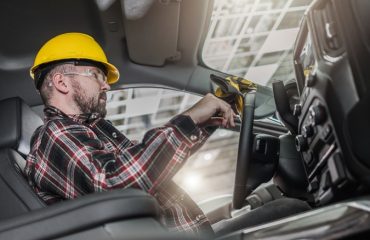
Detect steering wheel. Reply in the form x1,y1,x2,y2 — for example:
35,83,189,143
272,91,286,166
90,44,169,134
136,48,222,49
233,91,256,209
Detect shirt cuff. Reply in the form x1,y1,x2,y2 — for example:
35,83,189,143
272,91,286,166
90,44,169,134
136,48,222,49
168,115,203,146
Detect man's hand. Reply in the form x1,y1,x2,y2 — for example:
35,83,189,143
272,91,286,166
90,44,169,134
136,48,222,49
183,93,236,128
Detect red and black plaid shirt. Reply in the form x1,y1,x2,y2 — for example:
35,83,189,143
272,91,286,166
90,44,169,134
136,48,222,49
25,106,215,236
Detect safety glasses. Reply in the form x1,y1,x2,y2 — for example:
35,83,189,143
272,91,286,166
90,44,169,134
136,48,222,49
63,68,107,84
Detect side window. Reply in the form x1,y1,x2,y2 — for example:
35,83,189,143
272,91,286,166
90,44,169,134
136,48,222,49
106,88,239,202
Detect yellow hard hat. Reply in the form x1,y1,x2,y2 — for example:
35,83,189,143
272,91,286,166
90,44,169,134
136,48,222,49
30,32,119,88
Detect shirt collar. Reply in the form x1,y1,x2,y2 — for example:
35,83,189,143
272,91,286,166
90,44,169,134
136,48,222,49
44,106,102,124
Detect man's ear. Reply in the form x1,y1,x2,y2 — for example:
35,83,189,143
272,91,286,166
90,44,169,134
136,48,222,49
52,73,69,94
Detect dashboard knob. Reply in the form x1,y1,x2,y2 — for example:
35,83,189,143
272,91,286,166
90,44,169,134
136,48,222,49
293,104,302,117
309,104,327,125
302,124,314,138
295,135,308,152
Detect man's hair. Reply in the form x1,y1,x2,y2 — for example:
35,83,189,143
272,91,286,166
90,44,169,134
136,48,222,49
39,64,76,105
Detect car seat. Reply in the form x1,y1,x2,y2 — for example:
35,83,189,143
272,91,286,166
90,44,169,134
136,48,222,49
0,97,171,239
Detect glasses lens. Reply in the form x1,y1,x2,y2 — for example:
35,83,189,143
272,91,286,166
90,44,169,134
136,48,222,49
87,69,107,83
97,72,107,83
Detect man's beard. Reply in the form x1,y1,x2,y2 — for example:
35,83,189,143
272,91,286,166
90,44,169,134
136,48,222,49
71,81,107,118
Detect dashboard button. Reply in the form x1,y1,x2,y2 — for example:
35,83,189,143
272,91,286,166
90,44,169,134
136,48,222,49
322,125,332,142
309,104,327,125
305,150,314,166
308,177,319,192
295,135,308,152
293,104,302,117
328,153,346,185
302,124,314,138
323,173,332,191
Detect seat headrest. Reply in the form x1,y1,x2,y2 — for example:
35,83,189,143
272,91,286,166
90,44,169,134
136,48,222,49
0,97,43,156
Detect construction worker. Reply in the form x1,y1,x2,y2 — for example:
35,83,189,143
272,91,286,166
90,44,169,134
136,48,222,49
25,32,235,236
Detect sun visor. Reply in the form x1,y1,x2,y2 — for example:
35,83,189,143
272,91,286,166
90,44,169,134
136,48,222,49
122,0,181,66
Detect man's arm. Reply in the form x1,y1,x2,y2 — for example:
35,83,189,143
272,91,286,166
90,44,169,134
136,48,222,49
26,116,209,200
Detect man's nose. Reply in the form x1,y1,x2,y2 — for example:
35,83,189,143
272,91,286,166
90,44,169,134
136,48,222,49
101,81,111,91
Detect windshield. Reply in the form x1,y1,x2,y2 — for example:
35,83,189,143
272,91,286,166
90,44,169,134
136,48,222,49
202,0,312,87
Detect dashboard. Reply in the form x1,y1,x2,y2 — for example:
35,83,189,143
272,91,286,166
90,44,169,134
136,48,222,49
292,0,370,206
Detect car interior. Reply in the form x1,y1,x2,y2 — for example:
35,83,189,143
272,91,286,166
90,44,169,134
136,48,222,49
1,0,370,239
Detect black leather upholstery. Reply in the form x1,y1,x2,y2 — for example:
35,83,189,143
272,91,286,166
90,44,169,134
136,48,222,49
0,97,45,221
0,149,46,221
0,189,162,240
0,97,43,157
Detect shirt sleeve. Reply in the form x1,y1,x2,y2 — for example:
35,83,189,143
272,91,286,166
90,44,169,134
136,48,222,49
26,115,211,200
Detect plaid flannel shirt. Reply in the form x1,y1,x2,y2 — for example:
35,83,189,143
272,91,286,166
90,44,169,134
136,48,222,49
25,106,215,236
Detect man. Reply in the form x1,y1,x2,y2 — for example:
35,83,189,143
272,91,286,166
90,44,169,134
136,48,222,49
25,32,235,236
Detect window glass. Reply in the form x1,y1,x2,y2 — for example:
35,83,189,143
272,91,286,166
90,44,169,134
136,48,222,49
277,10,306,30
202,0,313,87
290,0,312,7
106,88,239,202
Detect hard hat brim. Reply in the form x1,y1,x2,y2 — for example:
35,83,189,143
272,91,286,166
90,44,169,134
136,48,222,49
104,62,120,85
30,59,120,86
